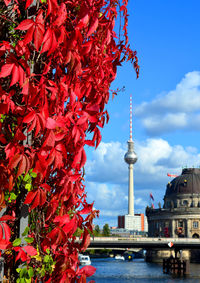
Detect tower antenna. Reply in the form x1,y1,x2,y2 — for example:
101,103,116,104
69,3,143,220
130,94,132,141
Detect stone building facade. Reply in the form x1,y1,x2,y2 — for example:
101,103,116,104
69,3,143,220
146,168,200,238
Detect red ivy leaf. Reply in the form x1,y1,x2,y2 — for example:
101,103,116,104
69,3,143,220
0,64,14,78
87,18,99,37
3,0,11,5
80,148,87,168
23,245,37,256
0,215,15,221
0,57,25,87
25,0,34,9
79,203,93,215
62,216,77,235
23,110,36,123
40,189,46,206
14,247,28,262
16,13,44,50
41,28,57,55
46,117,57,129
24,189,46,210
47,0,58,16
0,239,9,250
53,214,70,226
10,154,21,169
16,19,34,30
43,130,55,148
78,265,96,277
24,191,37,205
81,229,90,251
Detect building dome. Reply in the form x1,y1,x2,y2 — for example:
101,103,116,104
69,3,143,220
165,168,200,196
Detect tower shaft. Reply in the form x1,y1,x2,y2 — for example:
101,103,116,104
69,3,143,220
128,164,134,215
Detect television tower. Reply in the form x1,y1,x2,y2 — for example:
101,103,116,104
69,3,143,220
124,95,137,215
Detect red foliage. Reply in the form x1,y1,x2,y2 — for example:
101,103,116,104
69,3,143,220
0,0,139,281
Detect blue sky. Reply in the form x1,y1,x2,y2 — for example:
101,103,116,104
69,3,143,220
84,0,200,227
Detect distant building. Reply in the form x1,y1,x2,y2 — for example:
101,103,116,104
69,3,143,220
146,168,200,238
118,214,148,232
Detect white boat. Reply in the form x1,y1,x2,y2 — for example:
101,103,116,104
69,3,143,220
114,255,125,260
78,254,91,265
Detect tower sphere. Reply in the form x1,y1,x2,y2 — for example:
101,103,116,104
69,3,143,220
124,150,137,164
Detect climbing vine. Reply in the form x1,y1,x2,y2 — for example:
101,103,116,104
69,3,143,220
0,0,139,281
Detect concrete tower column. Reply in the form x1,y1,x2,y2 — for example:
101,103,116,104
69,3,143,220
128,164,134,215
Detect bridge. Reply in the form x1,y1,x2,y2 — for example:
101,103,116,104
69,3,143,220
88,237,200,250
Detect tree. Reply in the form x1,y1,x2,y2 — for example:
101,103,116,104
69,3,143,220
103,224,110,236
0,0,139,281
95,225,100,234
93,224,100,236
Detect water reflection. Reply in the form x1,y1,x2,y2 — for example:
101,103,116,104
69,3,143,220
89,258,200,283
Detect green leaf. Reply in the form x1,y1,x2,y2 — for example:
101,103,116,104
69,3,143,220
30,171,37,178
23,174,30,182
20,268,27,278
46,248,50,254
18,175,23,181
28,267,34,278
25,184,32,191
22,226,29,236
5,194,9,201
24,237,34,244
13,238,21,247
40,269,45,277
10,192,17,200
16,268,22,274
44,255,50,263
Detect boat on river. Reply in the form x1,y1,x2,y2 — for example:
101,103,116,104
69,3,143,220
115,255,125,260
78,254,91,265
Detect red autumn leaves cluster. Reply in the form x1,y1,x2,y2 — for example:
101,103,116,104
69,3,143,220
0,0,138,281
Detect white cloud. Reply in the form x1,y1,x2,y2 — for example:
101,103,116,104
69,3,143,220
135,71,200,135
142,113,187,135
86,140,200,188
85,139,200,225
86,182,128,214
86,142,127,184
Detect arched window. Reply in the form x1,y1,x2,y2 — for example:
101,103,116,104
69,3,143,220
192,233,199,238
178,221,183,228
193,221,199,229
183,200,188,207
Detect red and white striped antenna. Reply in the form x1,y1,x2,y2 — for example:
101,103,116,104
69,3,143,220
130,94,133,141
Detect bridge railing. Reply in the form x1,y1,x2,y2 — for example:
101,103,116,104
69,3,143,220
90,237,200,243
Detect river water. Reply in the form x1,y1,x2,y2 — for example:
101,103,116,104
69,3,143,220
89,258,200,283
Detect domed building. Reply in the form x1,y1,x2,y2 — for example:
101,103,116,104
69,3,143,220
146,168,200,238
